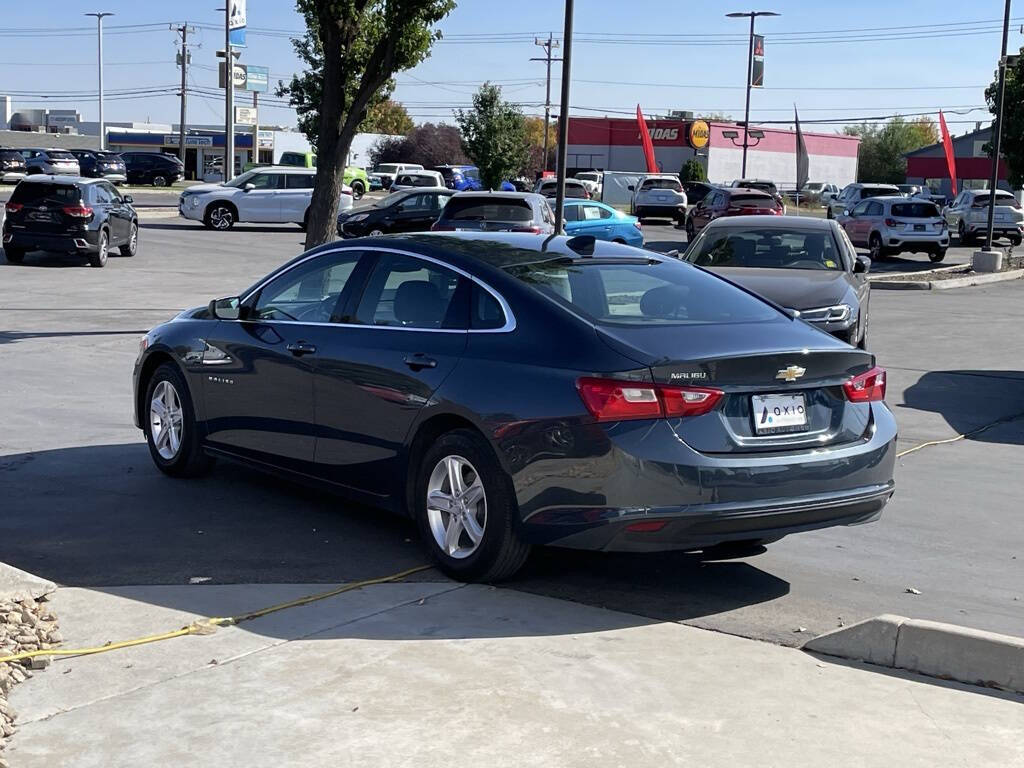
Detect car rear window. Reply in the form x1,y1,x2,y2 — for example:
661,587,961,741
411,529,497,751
10,182,81,205
0,150,22,162
972,192,1017,206
641,178,682,191
441,198,532,222
891,203,939,218
46,151,76,160
729,193,775,205
504,258,779,326
687,227,843,271
97,152,122,161
861,187,896,198
741,182,776,193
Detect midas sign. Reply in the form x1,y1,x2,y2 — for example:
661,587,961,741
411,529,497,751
689,120,710,149
650,127,679,141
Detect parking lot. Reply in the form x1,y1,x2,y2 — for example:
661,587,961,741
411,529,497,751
1,214,1021,647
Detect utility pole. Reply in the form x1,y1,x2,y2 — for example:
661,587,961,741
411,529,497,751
223,5,234,181
726,10,779,178
531,33,561,173
85,12,113,151
253,90,259,166
553,0,574,234
984,0,1013,252
175,24,194,169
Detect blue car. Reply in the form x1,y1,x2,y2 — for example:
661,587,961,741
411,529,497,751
564,199,644,247
435,165,515,192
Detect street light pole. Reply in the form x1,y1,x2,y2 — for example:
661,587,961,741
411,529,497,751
85,12,113,151
532,33,562,173
984,0,1013,251
726,10,779,178
224,5,234,182
553,0,574,234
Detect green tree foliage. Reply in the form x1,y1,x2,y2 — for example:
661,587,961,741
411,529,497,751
361,99,414,135
843,116,939,184
521,116,556,178
455,83,530,189
679,158,707,182
278,0,455,248
984,48,1024,188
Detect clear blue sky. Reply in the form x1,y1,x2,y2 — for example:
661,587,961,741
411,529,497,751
1,0,1020,133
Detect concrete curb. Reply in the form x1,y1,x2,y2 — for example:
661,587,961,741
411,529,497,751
871,268,1024,291
0,562,56,602
803,614,1024,694
137,208,180,220
867,264,969,282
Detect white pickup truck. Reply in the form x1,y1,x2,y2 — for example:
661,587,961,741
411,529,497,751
178,167,353,230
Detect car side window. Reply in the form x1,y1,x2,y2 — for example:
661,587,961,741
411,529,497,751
398,194,431,213
247,173,283,190
866,201,883,216
471,283,506,330
285,174,314,189
850,200,870,216
252,251,363,323
103,182,122,203
563,204,580,222
355,252,464,330
582,204,607,221
542,201,556,225
92,184,112,204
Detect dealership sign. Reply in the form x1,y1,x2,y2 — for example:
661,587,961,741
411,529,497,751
218,62,269,92
163,135,213,147
649,127,679,141
688,119,710,149
752,34,765,87
228,0,246,47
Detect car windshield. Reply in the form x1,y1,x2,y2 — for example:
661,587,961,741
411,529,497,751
687,227,843,271
463,168,480,181
97,152,122,162
891,202,940,218
504,257,778,326
224,169,264,188
0,150,23,161
742,182,776,193
376,164,401,174
804,183,824,192
576,173,599,182
641,178,682,191
441,199,532,222
372,191,409,208
9,181,81,205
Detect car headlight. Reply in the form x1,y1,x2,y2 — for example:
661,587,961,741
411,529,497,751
799,304,852,323
347,213,369,222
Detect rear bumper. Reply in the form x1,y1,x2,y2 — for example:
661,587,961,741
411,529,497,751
964,220,1023,235
514,403,897,552
2,228,99,252
1,171,25,183
883,232,949,249
635,204,686,219
102,173,128,184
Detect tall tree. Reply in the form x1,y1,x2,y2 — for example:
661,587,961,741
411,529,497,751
369,123,467,167
361,99,414,135
984,47,1024,188
522,115,556,177
279,0,455,248
456,83,529,189
844,116,939,184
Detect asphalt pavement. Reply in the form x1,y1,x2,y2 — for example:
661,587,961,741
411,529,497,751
0,218,1021,647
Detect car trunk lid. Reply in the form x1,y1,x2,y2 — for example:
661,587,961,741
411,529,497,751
5,182,88,234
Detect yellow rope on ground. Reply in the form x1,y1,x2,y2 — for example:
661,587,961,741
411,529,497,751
0,564,432,665
896,410,1024,459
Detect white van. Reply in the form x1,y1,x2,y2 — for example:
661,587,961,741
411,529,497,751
374,163,424,188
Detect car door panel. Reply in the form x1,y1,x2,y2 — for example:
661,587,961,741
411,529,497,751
278,173,314,223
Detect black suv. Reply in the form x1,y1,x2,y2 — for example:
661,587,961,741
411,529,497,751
120,152,184,186
69,149,128,184
2,177,138,267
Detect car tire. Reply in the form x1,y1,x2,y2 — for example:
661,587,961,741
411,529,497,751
351,180,365,200
204,203,235,230
144,362,214,478
119,221,138,257
929,248,946,263
957,220,974,246
826,207,834,219
868,233,886,261
152,174,168,187
685,220,696,241
701,539,772,559
1010,235,1022,247
88,230,108,268
368,228,384,236
415,429,531,583
3,247,25,264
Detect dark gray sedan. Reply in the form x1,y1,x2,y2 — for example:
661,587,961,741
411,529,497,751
684,215,871,348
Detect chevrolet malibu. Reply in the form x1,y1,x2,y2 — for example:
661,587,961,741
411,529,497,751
133,233,896,581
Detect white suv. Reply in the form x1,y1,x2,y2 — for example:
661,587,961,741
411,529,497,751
178,167,353,230
943,188,1023,246
631,174,687,222
827,183,900,219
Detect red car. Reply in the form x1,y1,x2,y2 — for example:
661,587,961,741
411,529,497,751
684,187,782,240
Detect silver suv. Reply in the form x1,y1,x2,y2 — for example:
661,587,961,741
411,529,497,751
837,196,949,262
827,183,900,219
943,188,1023,246
631,174,687,222
19,148,81,176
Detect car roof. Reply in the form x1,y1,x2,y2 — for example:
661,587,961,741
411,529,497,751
703,214,834,231
851,182,898,188
451,191,545,201
249,166,315,174
727,187,774,196
15,175,99,185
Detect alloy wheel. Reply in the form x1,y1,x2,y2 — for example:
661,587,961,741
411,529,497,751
210,206,233,230
426,455,487,559
129,224,137,253
869,235,882,260
150,380,184,460
153,175,168,187
369,228,384,236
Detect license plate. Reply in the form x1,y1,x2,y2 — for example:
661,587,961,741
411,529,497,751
656,195,669,202
913,224,925,231
752,393,808,434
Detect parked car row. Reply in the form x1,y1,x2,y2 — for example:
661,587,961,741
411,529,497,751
0,147,184,186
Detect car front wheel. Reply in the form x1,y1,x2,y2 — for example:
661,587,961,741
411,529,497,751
929,248,946,263
3,247,25,264
415,429,530,582
868,233,886,261
120,222,138,257
351,180,365,200
144,363,214,477
152,174,168,187
204,204,235,230
88,231,108,267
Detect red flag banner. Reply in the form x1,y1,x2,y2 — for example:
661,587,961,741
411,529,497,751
939,110,957,196
636,105,658,173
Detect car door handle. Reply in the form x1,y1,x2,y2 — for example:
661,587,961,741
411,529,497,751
286,341,317,357
404,354,437,370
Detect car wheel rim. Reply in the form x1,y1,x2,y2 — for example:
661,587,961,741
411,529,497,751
870,238,880,258
98,235,107,262
150,380,184,460
426,455,486,560
211,208,232,229
154,176,167,187
129,225,137,253
369,229,384,236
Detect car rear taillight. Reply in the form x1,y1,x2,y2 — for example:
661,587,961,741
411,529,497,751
884,218,907,227
843,366,886,403
633,220,642,230
5,202,23,213
62,204,93,218
510,225,543,233
577,378,724,422
430,222,455,231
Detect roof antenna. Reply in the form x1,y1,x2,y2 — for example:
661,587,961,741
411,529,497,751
566,235,596,256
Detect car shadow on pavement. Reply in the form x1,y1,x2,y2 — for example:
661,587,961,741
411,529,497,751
0,442,790,638
901,370,1024,445
140,222,308,235
0,250,129,268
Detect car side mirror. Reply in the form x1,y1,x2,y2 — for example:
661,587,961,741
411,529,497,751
122,194,133,203
854,256,870,274
209,296,242,320
844,210,852,217
243,183,255,191
627,185,635,191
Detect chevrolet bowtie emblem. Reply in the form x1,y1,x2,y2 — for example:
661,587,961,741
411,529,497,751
776,365,806,382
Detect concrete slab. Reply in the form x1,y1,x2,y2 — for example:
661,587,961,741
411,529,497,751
0,562,55,601
8,584,1024,768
